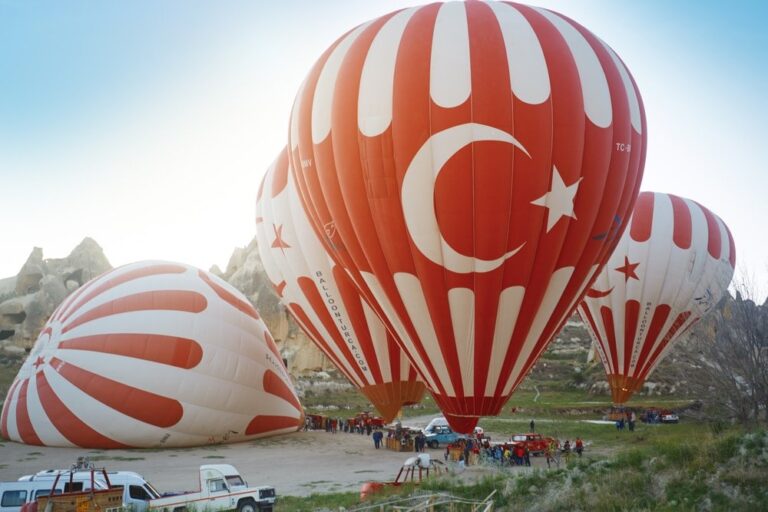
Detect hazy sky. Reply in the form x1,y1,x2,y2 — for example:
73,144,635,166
1,1,766,298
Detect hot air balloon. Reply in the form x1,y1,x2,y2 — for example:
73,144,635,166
578,192,736,404
0,261,303,448
288,1,646,432
255,148,425,422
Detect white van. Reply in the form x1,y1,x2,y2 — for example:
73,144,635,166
423,417,449,434
0,479,105,512
17,470,160,512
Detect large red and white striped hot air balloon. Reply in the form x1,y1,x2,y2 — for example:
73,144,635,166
0,261,303,448
288,1,646,432
255,148,425,422
578,192,736,404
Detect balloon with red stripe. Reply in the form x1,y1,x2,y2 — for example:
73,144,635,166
255,148,425,422
0,261,303,448
288,1,646,432
578,192,736,403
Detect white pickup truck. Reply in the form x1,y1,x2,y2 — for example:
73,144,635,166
148,465,276,512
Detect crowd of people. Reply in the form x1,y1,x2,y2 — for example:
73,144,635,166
473,436,586,469
304,415,380,435
303,413,588,470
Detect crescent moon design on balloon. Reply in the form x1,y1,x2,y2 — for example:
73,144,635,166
401,123,531,274
586,287,614,299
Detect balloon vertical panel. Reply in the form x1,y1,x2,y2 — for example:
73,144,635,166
0,261,303,448
255,148,424,422
578,192,736,403
289,1,646,432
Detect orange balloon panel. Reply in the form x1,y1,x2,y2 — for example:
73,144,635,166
0,262,303,448
579,192,736,403
256,149,424,422
288,1,646,431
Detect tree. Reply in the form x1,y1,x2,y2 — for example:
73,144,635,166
678,279,768,424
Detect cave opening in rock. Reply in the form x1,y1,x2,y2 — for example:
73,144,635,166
3,312,27,324
0,329,14,340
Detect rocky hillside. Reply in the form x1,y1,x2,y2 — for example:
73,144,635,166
0,238,111,347
0,236,729,404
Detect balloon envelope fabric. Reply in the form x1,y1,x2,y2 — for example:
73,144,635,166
0,261,303,448
288,1,646,431
256,148,425,422
578,192,736,403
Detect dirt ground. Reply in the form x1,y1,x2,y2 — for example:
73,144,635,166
0,415,550,497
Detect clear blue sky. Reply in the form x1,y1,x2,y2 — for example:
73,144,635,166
1,0,766,298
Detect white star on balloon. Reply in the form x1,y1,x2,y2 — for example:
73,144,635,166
530,166,582,232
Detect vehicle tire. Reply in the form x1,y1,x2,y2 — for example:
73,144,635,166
237,500,257,512
428,440,439,449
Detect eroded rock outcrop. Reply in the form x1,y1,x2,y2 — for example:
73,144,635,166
0,238,112,348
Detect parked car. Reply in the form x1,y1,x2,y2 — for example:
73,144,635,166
423,425,463,448
507,433,556,455
641,408,679,424
660,411,680,424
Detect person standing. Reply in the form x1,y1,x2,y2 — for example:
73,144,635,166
530,419,535,432
563,440,572,465
575,437,584,457
545,442,554,469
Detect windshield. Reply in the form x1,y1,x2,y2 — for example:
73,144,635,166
226,476,245,488
143,482,161,499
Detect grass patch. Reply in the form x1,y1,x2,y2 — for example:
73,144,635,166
276,491,359,511
202,455,226,459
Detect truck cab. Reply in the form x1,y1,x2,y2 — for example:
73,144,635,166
148,465,275,512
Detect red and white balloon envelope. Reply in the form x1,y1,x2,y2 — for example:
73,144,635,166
0,261,303,448
288,0,646,432
578,192,736,404
256,148,425,422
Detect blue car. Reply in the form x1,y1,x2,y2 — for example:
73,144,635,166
424,425,463,448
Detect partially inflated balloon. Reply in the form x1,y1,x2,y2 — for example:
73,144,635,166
578,192,736,403
289,1,646,431
256,148,425,422
0,261,303,448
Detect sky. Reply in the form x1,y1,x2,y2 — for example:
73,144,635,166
1,0,766,299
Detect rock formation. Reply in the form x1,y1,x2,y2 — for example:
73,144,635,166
0,238,112,348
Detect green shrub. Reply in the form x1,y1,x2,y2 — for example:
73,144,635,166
665,477,709,508
613,448,645,469
656,441,696,466
711,434,740,463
